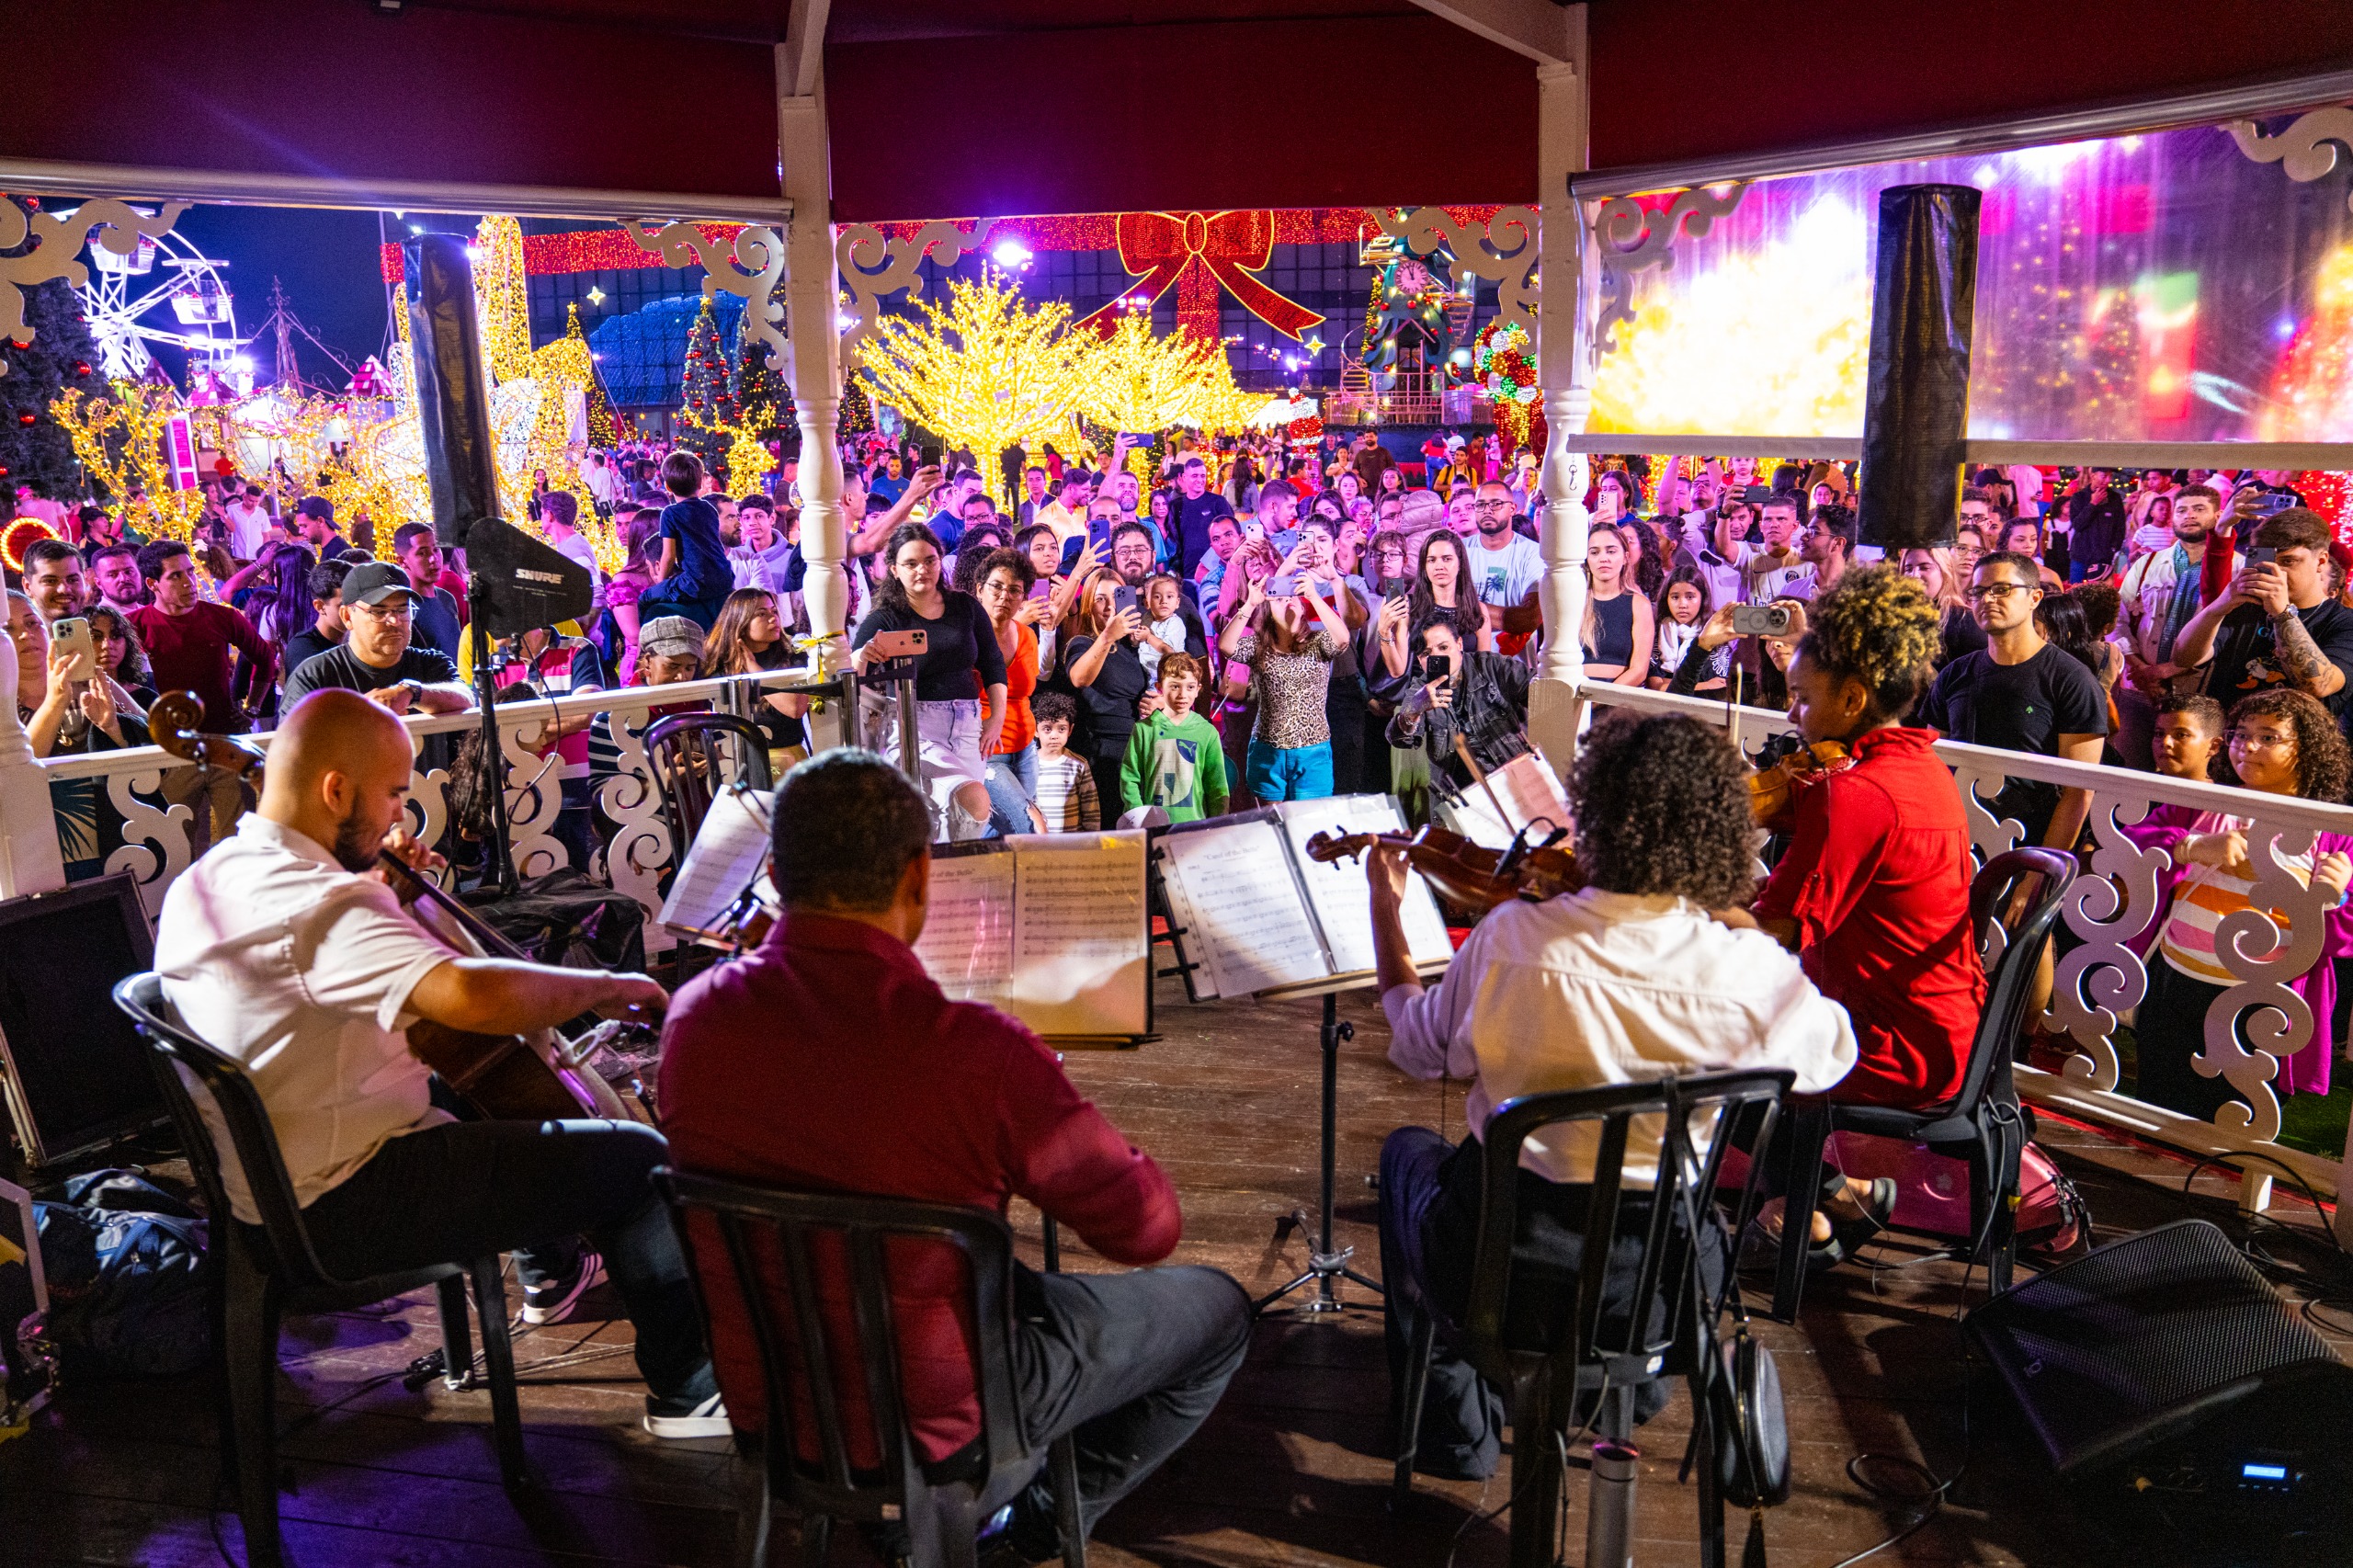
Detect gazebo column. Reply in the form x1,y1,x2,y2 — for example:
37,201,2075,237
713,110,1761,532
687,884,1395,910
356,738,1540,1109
1526,23,1593,770
0,623,66,899
776,13,848,649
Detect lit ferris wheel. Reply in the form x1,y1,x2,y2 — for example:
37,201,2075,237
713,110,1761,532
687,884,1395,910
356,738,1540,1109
63,205,244,381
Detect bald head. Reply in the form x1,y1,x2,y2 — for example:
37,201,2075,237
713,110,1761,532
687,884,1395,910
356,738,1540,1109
263,689,416,871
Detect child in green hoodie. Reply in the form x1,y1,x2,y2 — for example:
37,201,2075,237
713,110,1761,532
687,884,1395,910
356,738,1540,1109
1119,652,1230,823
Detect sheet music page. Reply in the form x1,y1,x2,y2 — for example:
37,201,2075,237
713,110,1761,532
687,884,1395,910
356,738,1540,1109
658,788,775,935
1005,831,1150,1036
913,849,1017,1000
1438,752,1573,851
1278,796,1456,974
1160,819,1330,997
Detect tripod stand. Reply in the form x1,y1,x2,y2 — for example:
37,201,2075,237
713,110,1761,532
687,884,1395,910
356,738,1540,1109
1256,990,1385,1315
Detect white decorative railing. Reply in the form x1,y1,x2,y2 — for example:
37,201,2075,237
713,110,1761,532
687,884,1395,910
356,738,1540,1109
1540,676,2353,1236
32,670,842,953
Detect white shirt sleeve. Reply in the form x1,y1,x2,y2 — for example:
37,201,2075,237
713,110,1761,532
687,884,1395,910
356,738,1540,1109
292,881,460,1032
1382,924,1486,1081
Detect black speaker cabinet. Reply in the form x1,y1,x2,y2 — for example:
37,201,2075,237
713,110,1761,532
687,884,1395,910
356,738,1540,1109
1966,1219,2353,1559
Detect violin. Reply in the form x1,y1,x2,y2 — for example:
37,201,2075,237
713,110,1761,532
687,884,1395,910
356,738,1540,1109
1746,738,1853,829
147,692,653,1126
1304,823,1578,911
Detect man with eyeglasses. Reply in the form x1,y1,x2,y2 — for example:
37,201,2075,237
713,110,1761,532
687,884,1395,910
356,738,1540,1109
283,562,472,715
1466,481,1544,631
1915,551,2109,848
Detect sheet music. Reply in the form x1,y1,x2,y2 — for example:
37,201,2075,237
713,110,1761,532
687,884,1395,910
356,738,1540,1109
913,850,1017,999
658,788,774,935
1438,751,1573,851
1005,832,1150,1036
1158,819,1330,998
1278,796,1456,975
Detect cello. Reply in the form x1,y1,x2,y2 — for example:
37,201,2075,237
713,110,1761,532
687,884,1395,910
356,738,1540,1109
147,692,652,1125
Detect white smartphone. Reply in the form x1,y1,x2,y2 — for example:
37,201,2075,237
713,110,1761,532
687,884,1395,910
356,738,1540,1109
49,617,95,678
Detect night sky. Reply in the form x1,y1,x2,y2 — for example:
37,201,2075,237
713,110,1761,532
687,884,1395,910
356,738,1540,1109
149,205,483,385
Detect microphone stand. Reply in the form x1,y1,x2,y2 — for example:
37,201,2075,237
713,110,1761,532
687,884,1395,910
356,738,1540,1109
468,570,519,897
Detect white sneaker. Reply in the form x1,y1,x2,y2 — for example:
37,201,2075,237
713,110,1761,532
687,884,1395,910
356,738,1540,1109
643,1390,732,1440
520,1250,606,1325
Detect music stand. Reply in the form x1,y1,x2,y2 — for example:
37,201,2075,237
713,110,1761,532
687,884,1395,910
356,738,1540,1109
1255,983,1385,1315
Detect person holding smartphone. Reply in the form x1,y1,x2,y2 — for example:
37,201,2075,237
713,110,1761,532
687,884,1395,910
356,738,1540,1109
2173,506,2353,726
851,521,1007,841
1384,613,1531,789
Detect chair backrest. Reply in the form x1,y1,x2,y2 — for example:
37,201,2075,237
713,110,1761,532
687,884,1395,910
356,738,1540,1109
654,1168,1029,1516
643,712,775,869
113,971,344,1291
1957,846,2077,1117
1463,1069,1793,1395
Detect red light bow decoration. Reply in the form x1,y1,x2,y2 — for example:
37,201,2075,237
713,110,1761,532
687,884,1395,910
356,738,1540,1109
1076,210,1325,345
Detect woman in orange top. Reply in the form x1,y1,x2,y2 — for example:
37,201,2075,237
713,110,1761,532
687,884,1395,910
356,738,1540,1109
976,547,1052,835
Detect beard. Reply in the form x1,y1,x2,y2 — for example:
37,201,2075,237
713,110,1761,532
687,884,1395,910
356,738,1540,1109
329,810,382,873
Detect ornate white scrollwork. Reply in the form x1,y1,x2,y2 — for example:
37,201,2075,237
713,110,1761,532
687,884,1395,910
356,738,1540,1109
2229,107,2353,213
103,767,194,920
2048,792,2169,1091
0,197,191,375
2200,817,2333,1142
1588,185,1747,355
834,219,995,370
626,220,790,371
1368,206,1542,341
408,765,452,889
592,697,674,951
498,711,569,882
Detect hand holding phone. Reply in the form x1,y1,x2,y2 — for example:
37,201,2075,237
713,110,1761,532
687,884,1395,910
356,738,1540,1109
48,617,95,681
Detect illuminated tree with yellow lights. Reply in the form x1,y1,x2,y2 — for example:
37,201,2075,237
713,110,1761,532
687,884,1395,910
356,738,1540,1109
566,304,619,447
51,383,209,543
855,267,1091,504
1075,314,1220,434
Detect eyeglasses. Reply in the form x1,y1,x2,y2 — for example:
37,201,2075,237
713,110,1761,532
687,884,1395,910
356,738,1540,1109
2227,729,2296,751
352,600,415,620
1473,498,1515,511
1963,583,2029,603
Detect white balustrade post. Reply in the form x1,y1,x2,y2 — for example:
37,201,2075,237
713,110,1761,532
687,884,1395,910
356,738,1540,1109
0,606,67,899
1527,28,1593,770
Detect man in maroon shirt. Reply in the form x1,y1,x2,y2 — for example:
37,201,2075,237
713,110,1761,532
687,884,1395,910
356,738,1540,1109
131,540,275,732
660,752,1248,1562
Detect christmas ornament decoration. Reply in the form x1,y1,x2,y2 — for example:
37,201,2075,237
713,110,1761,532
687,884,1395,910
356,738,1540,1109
1072,211,1326,346
2,517,58,573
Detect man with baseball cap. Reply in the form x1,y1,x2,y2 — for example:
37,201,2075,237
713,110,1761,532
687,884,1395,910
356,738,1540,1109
282,561,472,714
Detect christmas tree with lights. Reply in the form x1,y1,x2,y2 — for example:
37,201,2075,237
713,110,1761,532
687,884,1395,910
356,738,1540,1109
1975,185,2086,438
564,303,619,448
734,312,789,453
837,380,873,439
0,197,106,500
2077,289,2144,440
676,297,736,473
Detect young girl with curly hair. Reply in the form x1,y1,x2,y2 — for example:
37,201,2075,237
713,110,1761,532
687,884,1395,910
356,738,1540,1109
2122,687,2353,1118
1745,564,1986,1260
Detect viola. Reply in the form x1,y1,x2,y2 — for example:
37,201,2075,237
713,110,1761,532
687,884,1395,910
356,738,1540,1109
147,692,652,1126
1746,739,1853,829
1303,823,1578,911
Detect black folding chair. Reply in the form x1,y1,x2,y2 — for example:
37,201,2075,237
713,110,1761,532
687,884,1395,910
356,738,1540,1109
1392,1069,1793,1568
1768,846,2077,1319
643,711,776,872
113,973,525,1568
655,1170,1086,1568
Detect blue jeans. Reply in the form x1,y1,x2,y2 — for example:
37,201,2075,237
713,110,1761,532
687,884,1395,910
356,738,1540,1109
985,741,1040,835
1245,738,1335,801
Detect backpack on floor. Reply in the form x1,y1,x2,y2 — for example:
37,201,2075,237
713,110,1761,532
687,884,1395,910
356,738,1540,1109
33,1169,209,1380
1716,1132,2088,1260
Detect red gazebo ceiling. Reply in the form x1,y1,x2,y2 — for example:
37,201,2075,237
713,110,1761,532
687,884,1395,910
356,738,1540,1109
6,1,2350,220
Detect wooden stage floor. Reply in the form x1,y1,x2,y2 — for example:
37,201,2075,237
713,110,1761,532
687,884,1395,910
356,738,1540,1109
7,976,2345,1567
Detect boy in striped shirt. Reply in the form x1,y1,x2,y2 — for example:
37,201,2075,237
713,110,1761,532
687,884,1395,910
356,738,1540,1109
1029,692,1100,832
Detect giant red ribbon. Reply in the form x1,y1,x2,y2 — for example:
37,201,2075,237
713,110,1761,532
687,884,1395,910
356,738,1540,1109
1075,210,1326,344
